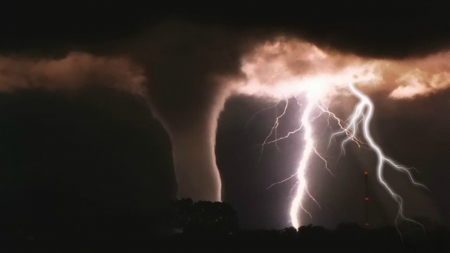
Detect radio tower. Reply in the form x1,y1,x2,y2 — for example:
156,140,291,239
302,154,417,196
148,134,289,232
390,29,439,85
364,171,369,227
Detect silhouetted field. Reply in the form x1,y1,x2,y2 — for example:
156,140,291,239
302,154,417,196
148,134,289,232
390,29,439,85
0,199,448,252
1,227,449,253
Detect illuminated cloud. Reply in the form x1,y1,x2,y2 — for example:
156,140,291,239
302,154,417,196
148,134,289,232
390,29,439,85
390,68,450,99
0,52,147,95
234,37,450,101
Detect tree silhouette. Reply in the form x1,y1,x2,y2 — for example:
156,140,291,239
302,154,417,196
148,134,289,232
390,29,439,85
170,199,239,236
171,198,194,231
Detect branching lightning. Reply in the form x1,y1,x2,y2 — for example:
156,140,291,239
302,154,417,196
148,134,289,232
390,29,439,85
258,97,289,160
342,83,429,240
258,82,428,237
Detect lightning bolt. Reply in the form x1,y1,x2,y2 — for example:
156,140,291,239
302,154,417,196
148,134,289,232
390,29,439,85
264,96,333,192
344,83,428,238
255,82,428,237
289,92,319,228
288,83,428,243
258,97,289,160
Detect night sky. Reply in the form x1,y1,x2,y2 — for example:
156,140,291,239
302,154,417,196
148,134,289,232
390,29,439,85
0,1,449,236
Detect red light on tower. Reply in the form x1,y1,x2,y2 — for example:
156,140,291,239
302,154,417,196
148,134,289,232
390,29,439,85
364,171,369,227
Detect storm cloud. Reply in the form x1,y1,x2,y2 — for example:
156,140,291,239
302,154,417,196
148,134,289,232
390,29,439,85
0,21,449,202
0,1,449,210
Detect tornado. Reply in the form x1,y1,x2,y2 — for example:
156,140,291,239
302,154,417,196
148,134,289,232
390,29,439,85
167,92,228,201
123,21,248,201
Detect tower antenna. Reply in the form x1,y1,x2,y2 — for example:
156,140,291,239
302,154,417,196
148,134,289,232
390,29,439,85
364,171,369,227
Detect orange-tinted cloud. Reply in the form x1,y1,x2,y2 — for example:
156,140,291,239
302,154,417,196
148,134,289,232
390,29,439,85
0,52,147,96
235,37,450,100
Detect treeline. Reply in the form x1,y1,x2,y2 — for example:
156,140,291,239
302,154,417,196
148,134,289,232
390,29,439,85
163,199,449,252
0,199,448,252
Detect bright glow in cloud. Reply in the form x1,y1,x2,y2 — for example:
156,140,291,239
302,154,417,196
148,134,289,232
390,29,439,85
236,37,450,101
237,38,381,100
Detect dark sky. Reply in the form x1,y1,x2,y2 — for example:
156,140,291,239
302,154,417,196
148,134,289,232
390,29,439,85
1,1,450,57
0,0,449,236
